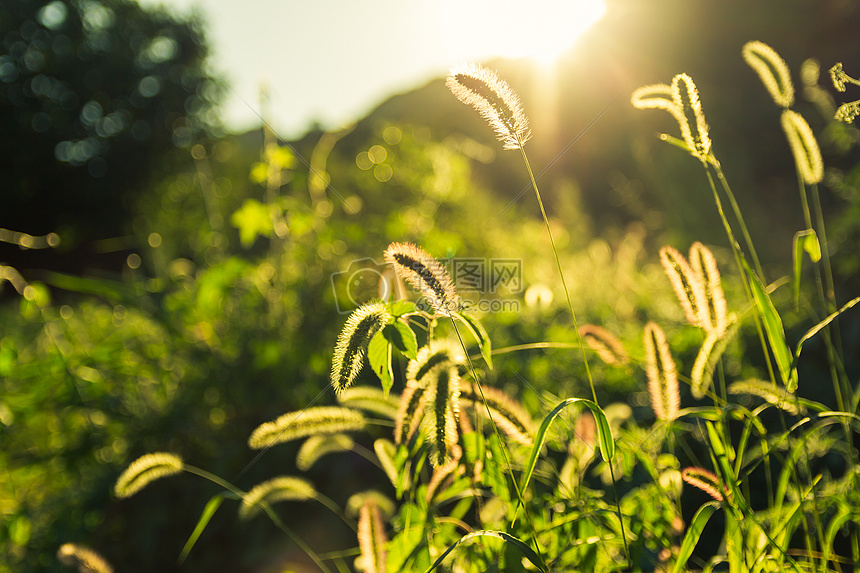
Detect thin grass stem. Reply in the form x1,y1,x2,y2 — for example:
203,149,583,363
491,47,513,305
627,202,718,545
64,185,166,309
516,138,630,566
181,465,333,573
449,319,546,565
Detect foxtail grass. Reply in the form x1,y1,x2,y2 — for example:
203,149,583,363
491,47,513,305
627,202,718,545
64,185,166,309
578,324,629,366
384,242,460,315
357,501,388,573
57,543,113,573
248,406,367,449
781,109,824,186
643,322,680,421
681,467,725,502
296,434,355,471
423,364,461,467
239,476,316,519
336,385,400,419
450,61,629,565
446,62,531,150
689,242,729,337
459,380,535,446
114,452,183,498
742,40,795,108
331,302,391,394
660,245,708,329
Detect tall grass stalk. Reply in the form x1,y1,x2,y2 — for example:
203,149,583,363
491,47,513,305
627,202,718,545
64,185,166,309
449,62,630,564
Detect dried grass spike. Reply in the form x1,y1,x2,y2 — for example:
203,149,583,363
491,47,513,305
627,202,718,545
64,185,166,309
742,41,795,108
239,476,316,519
728,379,801,415
671,73,712,161
689,242,728,336
357,502,388,573
331,302,391,394
644,322,680,421
579,324,629,365
337,385,400,419
384,243,459,315
459,381,535,445
114,452,183,499
681,467,724,502
447,62,531,150
691,314,740,399
425,446,463,503
347,490,396,519
394,377,430,445
781,109,823,185
296,433,354,471
373,439,403,490
660,246,706,327
248,406,366,449
423,365,461,467
631,83,677,111
406,339,465,385
57,543,113,573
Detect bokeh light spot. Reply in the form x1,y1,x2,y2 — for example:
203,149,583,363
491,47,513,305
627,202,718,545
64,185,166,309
374,163,393,182
368,145,387,164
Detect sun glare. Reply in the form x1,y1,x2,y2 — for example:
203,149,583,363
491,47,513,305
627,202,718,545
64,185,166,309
435,0,606,66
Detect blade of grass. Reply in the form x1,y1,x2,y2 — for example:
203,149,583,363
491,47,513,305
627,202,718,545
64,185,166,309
422,530,547,573
179,493,225,564
512,397,613,527
740,256,794,390
672,501,720,573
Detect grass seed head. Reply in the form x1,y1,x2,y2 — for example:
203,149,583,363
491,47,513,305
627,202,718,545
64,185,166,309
57,543,113,573
384,242,460,316
660,245,706,328
239,476,316,519
781,109,823,184
114,452,183,499
689,242,728,337
423,364,461,467
357,501,388,573
743,40,795,108
447,62,531,150
248,406,367,449
671,73,712,162
681,467,725,502
579,324,630,365
331,301,391,394
644,322,680,421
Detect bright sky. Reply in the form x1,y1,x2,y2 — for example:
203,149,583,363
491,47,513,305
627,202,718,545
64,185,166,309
139,0,606,138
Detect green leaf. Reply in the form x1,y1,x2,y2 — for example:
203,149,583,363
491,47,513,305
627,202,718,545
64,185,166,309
387,300,416,317
179,494,224,564
691,314,739,399
514,398,613,525
368,330,393,396
672,501,719,573
389,321,418,360
790,297,860,391
741,257,794,390
453,311,492,370
230,199,274,248
423,530,547,573
792,229,820,307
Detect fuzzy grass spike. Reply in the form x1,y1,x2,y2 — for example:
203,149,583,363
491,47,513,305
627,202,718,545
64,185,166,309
447,62,531,150
114,452,183,499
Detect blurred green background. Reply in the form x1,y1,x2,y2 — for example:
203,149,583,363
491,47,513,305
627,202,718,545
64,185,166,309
2,0,860,570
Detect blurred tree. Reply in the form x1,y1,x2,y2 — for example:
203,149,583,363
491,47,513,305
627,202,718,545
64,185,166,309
0,0,220,257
